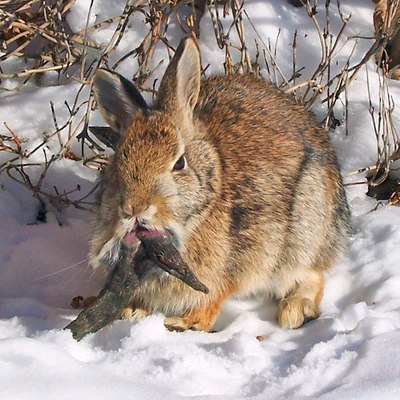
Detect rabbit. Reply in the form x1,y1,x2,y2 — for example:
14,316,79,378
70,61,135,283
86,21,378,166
89,37,350,332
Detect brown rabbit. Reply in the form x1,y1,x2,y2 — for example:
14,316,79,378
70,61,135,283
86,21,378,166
89,37,350,332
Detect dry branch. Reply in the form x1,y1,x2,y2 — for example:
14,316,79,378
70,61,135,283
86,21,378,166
2,0,400,214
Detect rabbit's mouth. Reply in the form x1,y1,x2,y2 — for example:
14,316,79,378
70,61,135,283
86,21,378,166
122,225,167,249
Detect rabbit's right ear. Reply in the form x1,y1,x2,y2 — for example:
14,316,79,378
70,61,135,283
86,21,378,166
92,69,148,135
157,37,201,119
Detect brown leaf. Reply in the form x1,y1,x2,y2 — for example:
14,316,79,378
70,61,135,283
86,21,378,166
63,150,82,161
70,296,84,309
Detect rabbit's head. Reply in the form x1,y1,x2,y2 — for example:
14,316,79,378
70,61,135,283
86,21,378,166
90,38,221,268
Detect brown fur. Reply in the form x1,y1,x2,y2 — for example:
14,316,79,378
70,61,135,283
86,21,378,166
90,38,350,332
374,0,400,71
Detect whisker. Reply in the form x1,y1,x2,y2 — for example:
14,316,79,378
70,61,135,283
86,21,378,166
87,268,98,282
33,258,88,281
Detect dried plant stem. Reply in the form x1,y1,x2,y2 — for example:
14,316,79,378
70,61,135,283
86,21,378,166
0,63,70,79
2,0,399,212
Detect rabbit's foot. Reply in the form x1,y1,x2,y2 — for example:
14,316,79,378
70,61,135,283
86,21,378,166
120,307,149,321
277,269,323,329
164,301,222,332
164,316,213,332
164,316,195,332
277,297,319,329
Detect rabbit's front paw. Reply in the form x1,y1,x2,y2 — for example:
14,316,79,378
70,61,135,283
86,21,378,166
164,316,213,332
164,316,194,332
277,297,319,329
120,307,149,321
164,300,223,332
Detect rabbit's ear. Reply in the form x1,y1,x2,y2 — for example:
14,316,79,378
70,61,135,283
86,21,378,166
92,69,148,134
157,37,201,116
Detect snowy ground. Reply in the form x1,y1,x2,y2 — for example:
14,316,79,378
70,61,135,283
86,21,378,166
1,1,400,399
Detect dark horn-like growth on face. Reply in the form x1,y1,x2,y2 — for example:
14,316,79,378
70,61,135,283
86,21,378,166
65,232,208,341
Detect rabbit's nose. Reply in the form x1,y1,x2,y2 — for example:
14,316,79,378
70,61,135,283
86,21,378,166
121,203,144,218
121,203,157,221
120,203,134,218
121,204,133,218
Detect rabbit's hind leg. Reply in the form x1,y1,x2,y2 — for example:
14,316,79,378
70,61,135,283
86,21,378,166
277,268,323,329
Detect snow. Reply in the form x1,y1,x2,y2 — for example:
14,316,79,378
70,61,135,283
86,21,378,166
1,1,400,399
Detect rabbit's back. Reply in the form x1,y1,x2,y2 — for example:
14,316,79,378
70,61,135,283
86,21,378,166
197,74,331,154
193,74,350,298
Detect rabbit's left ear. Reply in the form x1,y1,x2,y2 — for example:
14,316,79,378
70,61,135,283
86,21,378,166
92,69,148,134
157,37,201,116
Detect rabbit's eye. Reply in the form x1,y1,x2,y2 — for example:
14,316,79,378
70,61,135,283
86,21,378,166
173,155,186,171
